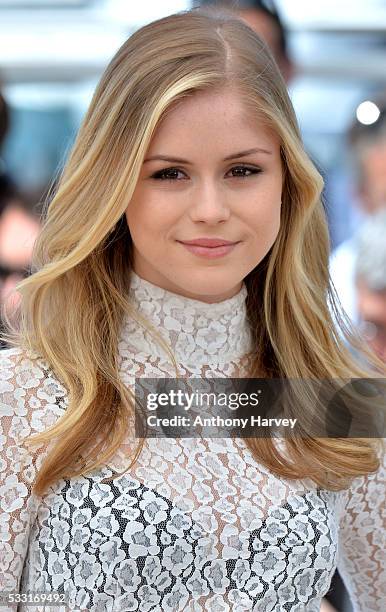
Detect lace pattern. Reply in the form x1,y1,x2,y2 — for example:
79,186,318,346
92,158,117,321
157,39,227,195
0,271,385,611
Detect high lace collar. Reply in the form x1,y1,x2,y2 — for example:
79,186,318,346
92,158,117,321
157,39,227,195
118,271,254,367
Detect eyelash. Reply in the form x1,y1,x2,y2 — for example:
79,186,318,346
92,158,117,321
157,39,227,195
150,165,262,181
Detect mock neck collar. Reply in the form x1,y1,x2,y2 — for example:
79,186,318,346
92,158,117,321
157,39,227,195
118,271,253,368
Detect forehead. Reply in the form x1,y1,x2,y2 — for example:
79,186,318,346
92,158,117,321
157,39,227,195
148,88,280,151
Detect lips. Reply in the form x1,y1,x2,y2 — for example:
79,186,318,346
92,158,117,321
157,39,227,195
179,241,239,259
178,238,238,247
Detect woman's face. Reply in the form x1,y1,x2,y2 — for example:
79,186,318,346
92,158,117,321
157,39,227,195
125,87,283,302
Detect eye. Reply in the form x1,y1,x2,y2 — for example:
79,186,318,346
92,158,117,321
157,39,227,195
150,164,262,181
151,167,187,181
227,165,262,178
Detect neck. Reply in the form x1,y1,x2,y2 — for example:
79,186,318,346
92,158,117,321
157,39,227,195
118,271,254,368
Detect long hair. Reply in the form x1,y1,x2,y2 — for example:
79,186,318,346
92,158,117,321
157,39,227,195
2,6,385,495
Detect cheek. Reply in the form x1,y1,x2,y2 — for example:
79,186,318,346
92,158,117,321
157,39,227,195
125,194,162,238
125,190,182,234
248,191,282,237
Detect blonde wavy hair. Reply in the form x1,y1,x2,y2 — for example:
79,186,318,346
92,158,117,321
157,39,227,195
2,6,385,495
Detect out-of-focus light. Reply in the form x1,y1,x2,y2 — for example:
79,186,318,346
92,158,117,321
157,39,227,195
356,100,381,125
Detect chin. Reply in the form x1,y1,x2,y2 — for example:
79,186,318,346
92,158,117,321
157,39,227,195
179,278,242,301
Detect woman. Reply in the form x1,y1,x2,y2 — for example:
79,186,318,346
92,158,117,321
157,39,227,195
0,7,385,611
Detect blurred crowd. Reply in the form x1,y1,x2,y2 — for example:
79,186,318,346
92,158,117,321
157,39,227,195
1,2,386,610
0,88,41,346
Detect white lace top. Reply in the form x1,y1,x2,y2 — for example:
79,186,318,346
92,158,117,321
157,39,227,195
0,271,385,612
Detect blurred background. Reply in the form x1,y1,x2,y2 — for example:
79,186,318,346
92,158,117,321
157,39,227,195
1,0,386,273
1,1,386,611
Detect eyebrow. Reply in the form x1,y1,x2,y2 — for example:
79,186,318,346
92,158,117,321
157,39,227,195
143,147,273,164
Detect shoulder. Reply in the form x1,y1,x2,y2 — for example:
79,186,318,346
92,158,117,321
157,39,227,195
0,345,68,438
1,344,62,379
343,439,386,512
0,345,48,371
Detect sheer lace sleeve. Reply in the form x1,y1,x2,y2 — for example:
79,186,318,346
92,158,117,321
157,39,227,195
0,347,67,611
337,440,386,611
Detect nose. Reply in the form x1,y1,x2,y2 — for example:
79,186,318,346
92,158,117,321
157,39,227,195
188,180,231,224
